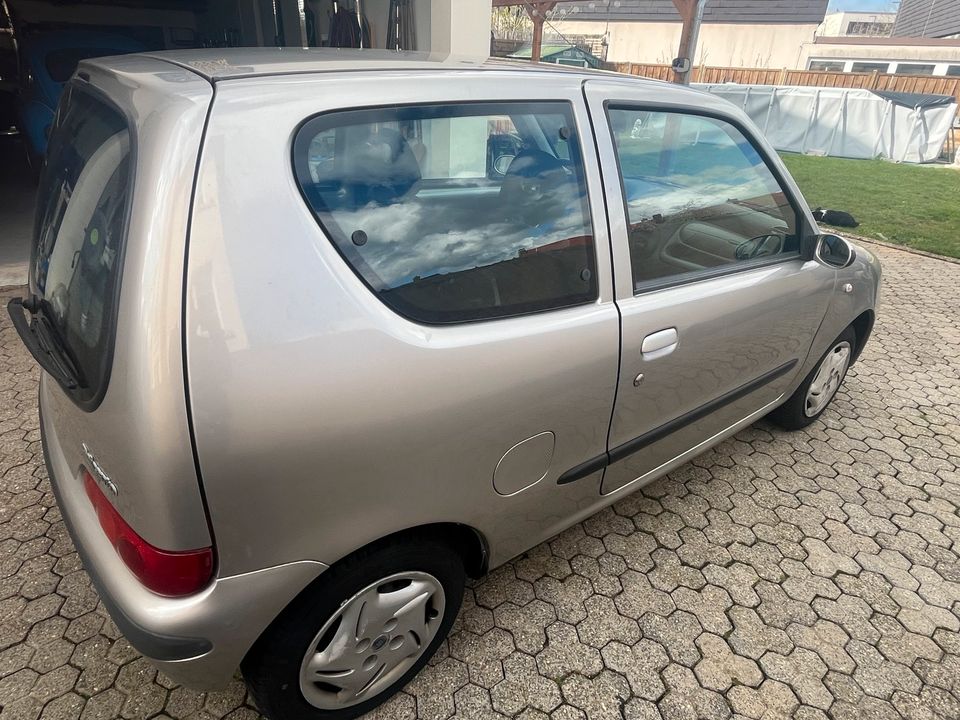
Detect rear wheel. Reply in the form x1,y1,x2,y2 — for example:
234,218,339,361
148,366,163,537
769,326,855,430
243,538,465,720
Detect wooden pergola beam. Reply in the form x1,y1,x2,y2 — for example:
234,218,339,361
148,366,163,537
492,0,558,62
670,0,707,84
492,0,706,81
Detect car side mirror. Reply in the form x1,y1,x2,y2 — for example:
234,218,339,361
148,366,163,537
815,234,855,268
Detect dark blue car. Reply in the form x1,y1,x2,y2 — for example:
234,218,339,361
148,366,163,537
17,30,144,165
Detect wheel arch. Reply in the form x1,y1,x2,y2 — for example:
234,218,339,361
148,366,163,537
242,521,487,668
368,521,490,579
850,309,875,365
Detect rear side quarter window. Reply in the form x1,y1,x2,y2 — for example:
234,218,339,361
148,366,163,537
293,101,598,324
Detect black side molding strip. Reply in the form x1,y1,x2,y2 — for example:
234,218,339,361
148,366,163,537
558,359,798,485
557,452,609,485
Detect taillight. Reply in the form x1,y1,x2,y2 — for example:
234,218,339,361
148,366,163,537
82,469,214,597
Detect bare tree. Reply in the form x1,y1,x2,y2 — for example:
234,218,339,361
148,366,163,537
491,6,533,40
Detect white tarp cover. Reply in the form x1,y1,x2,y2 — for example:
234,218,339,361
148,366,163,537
694,84,958,164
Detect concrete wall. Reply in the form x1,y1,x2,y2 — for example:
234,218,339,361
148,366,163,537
552,20,819,68
799,39,960,66
558,0,827,24
427,0,490,55
818,12,895,37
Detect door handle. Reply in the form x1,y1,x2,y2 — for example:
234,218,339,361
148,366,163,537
641,327,679,360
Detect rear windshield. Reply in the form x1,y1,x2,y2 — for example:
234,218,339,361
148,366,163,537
31,84,132,407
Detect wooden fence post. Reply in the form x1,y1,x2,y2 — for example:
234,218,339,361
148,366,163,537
778,67,788,86
627,62,634,76
870,70,880,89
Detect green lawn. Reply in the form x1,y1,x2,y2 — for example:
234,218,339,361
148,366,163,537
779,153,960,259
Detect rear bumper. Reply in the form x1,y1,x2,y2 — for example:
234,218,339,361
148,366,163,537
40,378,327,688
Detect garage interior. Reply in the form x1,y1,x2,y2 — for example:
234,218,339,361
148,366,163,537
0,0,491,286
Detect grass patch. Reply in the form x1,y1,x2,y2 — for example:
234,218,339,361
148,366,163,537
779,153,960,259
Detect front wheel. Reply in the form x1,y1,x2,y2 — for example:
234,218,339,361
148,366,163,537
769,326,855,430
243,538,465,720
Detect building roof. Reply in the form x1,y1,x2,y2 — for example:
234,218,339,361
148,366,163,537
509,44,590,59
893,0,960,39
557,0,828,24
508,44,604,68
813,35,960,47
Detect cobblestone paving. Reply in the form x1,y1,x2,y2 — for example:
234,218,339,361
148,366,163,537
2,241,959,720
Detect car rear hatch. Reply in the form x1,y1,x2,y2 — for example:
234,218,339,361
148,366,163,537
8,54,216,596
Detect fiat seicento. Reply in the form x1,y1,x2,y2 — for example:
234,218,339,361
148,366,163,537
9,49,880,720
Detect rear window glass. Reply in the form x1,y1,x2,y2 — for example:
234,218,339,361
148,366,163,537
31,85,131,406
293,102,597,324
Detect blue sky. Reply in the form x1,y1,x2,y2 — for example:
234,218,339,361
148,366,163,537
827,0,898,10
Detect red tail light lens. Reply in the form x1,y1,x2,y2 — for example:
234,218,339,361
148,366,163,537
83,469,214,597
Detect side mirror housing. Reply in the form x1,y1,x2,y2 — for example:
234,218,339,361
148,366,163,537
815,234,855,268
800,233,818,261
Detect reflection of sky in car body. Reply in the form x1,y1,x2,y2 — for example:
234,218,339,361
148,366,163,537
323,191,591,290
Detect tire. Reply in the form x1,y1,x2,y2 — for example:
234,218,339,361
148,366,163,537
243,536,465,720
769,326,856,431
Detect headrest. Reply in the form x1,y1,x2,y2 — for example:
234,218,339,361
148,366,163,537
502,148,566,180
331,127,421,207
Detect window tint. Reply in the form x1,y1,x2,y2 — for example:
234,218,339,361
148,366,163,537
851,62,889,73
294,102,597,323
607,108,798,291
895,63,935,76
31,85,131,405
808,60,845,72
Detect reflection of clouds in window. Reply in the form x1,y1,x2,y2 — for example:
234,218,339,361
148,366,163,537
333,192,590,289
294,101,599,323
626,166,779,221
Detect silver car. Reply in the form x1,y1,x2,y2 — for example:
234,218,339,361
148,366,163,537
8,49,880,720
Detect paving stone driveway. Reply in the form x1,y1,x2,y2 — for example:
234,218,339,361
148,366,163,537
2,240,959,720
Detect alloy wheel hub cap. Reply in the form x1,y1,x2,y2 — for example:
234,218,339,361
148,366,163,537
299,571,445,710
805,341,852,417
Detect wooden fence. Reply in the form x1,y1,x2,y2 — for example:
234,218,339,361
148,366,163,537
614,62,960,105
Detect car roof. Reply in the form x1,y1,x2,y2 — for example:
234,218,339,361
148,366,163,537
134,47,634,83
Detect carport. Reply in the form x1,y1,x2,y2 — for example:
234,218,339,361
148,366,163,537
0,0,492,286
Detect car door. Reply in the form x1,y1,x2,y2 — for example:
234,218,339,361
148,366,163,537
583,80,837,496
